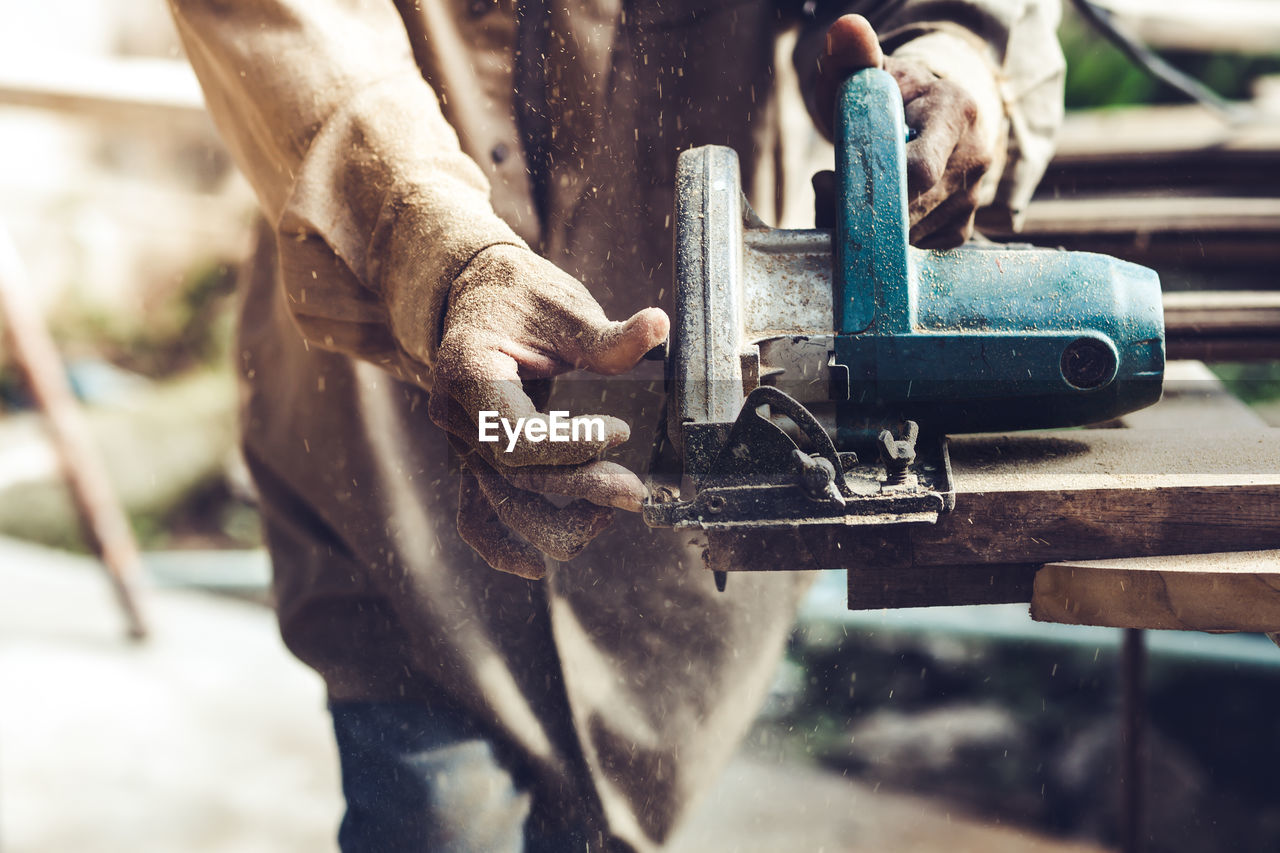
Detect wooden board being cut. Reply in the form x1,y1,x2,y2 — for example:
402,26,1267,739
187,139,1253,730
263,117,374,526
1032,551,1280,633
706,428,1280,610
702,362,1280,628
1028,363,1280,632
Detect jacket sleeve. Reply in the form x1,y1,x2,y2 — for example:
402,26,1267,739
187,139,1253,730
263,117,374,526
795,0,1065,231
168,0,527,388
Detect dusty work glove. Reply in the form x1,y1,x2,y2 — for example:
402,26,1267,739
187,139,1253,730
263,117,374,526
813,14,997,249
429,244,669,580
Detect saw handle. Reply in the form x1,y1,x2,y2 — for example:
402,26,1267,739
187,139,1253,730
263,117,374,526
833,68,913,337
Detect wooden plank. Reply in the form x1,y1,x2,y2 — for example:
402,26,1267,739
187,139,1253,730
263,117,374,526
707,362,1280,621
944,428,1277,494
1164,291,1280,326
0,225,147,639
1029,361,1280,632
993,231,1280,281
0,56,207,125
1053,104,1280,163
1018,196,1280,236
705,428,1280,603
1031,551,1280,632
1168,340,1280,364
986,106,1280,279
1101,0,1280,55
985,199,1280,277
1164,292,1280,363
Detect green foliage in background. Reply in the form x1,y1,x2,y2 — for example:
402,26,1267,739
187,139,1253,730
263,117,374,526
0,257,251,553
49,260,237,380
1212,362,1280,404
1060,10,1280,110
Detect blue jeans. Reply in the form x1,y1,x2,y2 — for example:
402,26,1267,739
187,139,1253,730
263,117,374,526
331,702,588,852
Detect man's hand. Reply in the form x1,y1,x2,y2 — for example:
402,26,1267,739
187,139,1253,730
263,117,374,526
430,244,669,579
814,14,995,249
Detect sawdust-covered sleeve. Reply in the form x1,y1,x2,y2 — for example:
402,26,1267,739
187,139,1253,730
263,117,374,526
795,0,1066,231
168,0,527,387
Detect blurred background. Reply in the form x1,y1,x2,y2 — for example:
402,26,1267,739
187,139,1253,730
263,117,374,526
1,1,1278,851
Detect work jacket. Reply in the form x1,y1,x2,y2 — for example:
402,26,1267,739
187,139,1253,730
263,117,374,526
169,0,1064,848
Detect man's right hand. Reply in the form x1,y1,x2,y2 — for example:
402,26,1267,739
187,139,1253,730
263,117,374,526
813,14,997,249
429,244,669,580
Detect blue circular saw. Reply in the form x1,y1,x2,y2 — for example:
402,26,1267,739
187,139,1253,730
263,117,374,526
644,69,1165,540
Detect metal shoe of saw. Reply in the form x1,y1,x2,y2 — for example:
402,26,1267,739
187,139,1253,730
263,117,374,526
644,68,1165,539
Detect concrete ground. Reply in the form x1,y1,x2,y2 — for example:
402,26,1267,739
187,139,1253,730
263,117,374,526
0,537,1104,853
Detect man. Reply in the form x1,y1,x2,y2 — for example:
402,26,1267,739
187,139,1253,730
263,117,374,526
168,1,1063,849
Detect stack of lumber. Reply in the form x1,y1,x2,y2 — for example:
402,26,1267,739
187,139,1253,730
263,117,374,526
987,104,1280,300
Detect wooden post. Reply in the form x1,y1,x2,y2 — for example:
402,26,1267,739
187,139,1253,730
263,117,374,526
1119,628,1147,853
0,224,147,639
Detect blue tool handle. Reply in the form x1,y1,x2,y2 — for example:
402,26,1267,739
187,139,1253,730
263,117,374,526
833,68,913,336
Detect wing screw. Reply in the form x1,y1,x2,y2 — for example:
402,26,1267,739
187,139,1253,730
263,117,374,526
792,449,846,505
878,421,919,486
